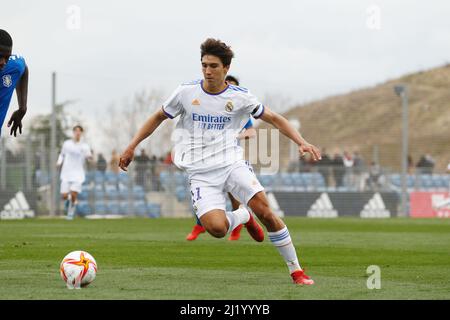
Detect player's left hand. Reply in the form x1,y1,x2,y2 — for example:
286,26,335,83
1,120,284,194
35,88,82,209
299,143,322,162
119,147,135,172
7,109,26,137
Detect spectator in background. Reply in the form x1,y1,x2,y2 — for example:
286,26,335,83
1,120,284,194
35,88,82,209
34,151,43,187
416,153,435,174
332,151,345,187
416,155,426,170
367,161,382,190
134,149,150,189
287,159,299,172
425,154,435,174
317,148,332,186
109,150,120,174
96,153,107,174
154,156,165,191
353,151,365,190
343,150,354,187
86,148,96,171
299,153,313,172
408,155,414,174
5,149,15,162
149,155,158,191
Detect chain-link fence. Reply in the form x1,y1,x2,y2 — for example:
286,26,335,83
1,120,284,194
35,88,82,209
1,131,448,220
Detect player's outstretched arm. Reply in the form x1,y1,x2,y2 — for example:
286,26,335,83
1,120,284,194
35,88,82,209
259,106,322,162
56,143,66,168
119,108,168,171
7,64,29,137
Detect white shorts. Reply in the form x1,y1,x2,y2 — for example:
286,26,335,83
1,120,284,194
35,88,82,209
60,180,82,194
189,160,264,218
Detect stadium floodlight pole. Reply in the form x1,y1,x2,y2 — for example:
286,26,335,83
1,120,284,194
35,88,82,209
50,72,57,216
394,84,409,218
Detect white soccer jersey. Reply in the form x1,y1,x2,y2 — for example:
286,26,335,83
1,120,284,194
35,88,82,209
57,139,92,182
162,79,265,174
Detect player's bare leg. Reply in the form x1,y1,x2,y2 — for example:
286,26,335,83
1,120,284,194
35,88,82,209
228,193,244,241
199,210,229,238
248,191,314,285
200,206,264,242
62,193,72,219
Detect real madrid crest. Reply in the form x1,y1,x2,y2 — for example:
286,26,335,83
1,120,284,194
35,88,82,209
225,101,234,112
2,75,12,88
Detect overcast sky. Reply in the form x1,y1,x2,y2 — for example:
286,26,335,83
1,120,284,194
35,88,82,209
1,0,449,152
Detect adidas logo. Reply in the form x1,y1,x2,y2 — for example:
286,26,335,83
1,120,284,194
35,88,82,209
267,192,284,217
431,194,450,218
307,193,338,218
0,191,35,220
191,99,200,106
360,193,390,218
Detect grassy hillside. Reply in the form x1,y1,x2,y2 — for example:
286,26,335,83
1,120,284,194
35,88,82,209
259,64,450,172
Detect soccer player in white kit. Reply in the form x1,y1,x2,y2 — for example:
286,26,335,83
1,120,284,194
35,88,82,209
57,125,92,220
185,75,258,241
119,38,322,285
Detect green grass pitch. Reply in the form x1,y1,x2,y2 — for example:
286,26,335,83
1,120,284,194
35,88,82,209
0,217,449,299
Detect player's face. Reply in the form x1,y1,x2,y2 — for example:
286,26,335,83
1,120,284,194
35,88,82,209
0,47,12,70
73,128,82,140
201,55,229,86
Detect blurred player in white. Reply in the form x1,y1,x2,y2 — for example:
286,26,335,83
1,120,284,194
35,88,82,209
119,38,321,285
57,125,92,220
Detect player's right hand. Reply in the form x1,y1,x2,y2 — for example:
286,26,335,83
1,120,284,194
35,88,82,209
299,142,322,162
7,109,26,137
119,147,135,171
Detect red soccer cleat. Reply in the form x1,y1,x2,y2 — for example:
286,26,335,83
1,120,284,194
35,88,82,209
186,224,205,241
291,269,314,286
228,224,243,241
244,212,264,242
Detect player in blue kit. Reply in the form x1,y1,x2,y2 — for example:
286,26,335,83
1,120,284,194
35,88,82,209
186,75,258,241
0,29,29,137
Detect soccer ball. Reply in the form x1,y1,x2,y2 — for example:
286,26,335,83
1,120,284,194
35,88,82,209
60,250,97,289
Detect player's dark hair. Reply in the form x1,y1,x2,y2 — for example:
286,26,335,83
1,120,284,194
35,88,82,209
200,38,234,67
0,29,13,48
225,75,239,86
73,125,84,132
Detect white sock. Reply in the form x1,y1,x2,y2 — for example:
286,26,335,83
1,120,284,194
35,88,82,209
225,207,250,234
67,202,77,219
268,226,302,274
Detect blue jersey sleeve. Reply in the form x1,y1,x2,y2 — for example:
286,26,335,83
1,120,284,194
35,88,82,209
6,55,26,76
14,55,26,74
243,117,254,130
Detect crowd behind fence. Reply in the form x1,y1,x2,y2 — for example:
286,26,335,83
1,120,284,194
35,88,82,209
0,135,449,218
